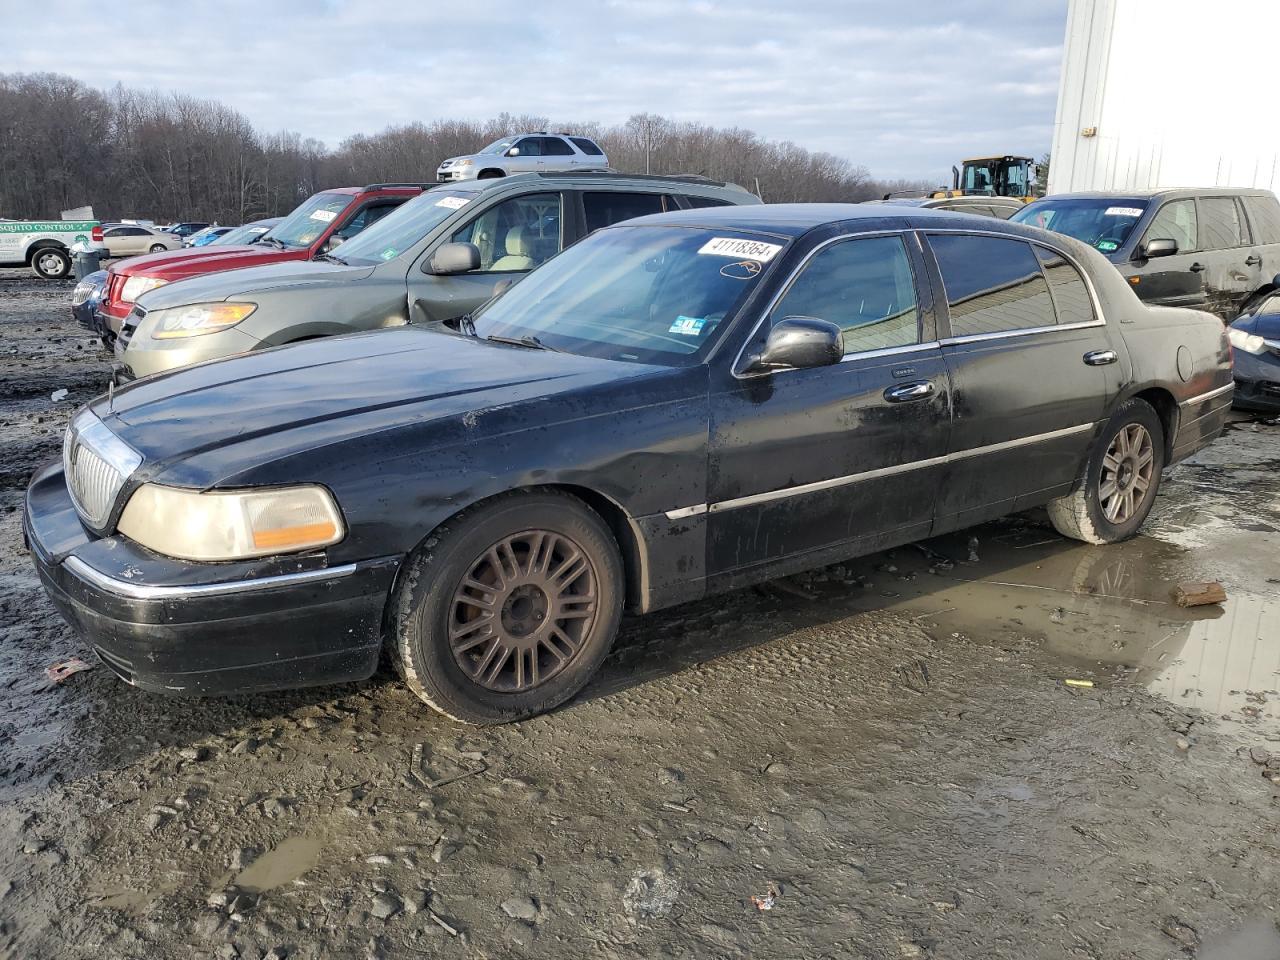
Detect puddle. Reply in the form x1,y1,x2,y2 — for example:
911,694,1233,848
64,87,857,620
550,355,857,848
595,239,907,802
233,835,324,893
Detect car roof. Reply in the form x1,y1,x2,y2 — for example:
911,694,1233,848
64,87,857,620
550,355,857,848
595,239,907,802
1035,188,1279,202
437,170,756,198
621,202,1015,238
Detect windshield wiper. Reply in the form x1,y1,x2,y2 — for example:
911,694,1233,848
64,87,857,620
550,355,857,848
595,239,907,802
483,333,560,352
316,252,348,265
457,313,478,337
261,237,288,250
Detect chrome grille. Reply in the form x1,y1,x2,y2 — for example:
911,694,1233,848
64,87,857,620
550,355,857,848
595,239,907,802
63,410,142,530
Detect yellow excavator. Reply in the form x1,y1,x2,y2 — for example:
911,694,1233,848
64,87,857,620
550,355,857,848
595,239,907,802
931,155,1041,203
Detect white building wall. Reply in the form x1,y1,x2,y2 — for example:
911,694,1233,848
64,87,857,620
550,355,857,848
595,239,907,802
1050,0,1280,194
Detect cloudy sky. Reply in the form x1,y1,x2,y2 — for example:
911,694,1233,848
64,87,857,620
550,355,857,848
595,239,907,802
2,0,1066,181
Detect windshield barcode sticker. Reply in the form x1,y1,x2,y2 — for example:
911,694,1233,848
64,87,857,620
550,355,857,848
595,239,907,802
436,196,471,209
698,237,783,262
309,209,338,222
1104,206,1144,218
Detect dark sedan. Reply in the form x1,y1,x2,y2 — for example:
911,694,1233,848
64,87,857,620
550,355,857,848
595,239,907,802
1229,295,1280,411
25,205,1233,723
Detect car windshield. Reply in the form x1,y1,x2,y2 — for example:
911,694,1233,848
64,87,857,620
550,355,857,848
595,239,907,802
1012,198,1148,253
479,138,515,155
471,225,784,366
265,192,353,249
332,190,475,264
214,223,270,246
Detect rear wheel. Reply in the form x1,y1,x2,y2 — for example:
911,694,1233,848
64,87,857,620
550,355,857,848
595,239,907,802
149,243,167,253
391,490,624,724
31,247,70,279
1048,398,1165,544
477,169,505,180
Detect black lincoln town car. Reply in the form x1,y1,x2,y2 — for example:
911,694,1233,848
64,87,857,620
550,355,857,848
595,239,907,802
24,205,1232,723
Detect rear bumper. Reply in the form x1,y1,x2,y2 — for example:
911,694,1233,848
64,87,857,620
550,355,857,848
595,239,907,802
1171,382,1234,463
24,461,400,696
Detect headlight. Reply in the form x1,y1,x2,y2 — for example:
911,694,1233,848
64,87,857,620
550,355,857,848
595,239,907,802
1228,327,1267,355
456,159,474,167
120,275,169,303
149,302,256,339
117,484,344,561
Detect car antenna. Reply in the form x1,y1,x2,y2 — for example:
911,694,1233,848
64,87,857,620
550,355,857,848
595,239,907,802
107,377,114,413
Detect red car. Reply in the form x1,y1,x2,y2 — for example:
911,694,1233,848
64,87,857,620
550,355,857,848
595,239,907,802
96,184,429,340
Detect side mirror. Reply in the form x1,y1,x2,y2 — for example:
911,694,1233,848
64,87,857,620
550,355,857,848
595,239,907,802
506,147,520,157
743,317,843,373
322,235,346,254
1141,238,1177,259
424,241,481,275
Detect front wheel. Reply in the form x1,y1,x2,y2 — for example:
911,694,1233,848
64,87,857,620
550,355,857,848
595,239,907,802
149,243,167,253
31,248,70,279
390,490,624,724
1048,398,1165,544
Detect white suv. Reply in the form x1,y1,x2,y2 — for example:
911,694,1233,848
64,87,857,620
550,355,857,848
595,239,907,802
437,133,609,182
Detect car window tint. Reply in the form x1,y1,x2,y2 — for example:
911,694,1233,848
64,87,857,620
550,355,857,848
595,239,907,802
450,192,561,273
337,201,398,239
541,137,574,156
583,192,665,233
1034,247,1095,326
570,137,604,156
514,137,542,157
990,203,1020,220
1200,197,1245,249
681,195,733,209
770,235,920,354
1243,196,1280,244
930,234,1055,336
104,228,125,237
1143,200,1197,253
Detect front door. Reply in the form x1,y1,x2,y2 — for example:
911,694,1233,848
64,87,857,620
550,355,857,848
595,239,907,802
922,232,1112,532
1127,198,1205,310
707,231,952,586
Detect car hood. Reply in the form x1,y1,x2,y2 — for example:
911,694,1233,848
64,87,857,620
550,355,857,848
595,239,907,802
93,327,666,485
112,244,306,282
137,259,376,310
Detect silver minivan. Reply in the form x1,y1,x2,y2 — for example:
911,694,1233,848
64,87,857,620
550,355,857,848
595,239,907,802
437,133,609,182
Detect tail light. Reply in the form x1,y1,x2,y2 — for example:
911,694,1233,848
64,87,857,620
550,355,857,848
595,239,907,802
91,225,103,242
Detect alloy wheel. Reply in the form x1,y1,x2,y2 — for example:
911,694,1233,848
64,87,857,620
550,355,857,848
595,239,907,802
1100,423,1155,523
448,530,598,693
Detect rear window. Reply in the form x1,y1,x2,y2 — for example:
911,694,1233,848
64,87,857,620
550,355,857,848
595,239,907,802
929,234,1055,337
1243,195,1280,244
1199,197,1247,249
1034,247,1095,326
570,137,604,156
682,195,733,209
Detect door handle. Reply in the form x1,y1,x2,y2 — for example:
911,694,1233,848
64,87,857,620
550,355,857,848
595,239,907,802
884,381,935,403
1189,261,1206,272
1083,349,1118,366
1246,254,1263,266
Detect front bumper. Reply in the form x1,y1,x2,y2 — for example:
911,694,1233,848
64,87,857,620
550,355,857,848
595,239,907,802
1231,349,1280,411
436,167,475,182
115,324,262,379
24,460,400,696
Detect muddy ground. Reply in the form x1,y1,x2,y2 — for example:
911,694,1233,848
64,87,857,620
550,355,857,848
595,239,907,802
0,268,1278,960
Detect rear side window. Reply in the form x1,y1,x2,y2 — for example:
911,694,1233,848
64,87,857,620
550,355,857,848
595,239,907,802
570,137,604,156
1199,197,1246,249
770,235,920,355
583,192,665,232
929,234,1055,337
1243,195,1280,244
1143,200,1197,253
1034,247,1095,326
541,137,574,157
682,195,733,209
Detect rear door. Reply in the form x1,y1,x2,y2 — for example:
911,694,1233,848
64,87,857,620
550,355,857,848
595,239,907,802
539,136,577,172
1127,198,1205,309
1241,194,1280,296
1196,195,1257,317
924,231,1112,532
707,230,952,582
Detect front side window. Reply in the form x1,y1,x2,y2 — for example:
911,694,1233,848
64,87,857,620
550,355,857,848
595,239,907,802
450,192,561,272
770,235,920,355
583,191,665,233
472,225,782,365
1142,200,1197,254
267,192,354,249
1199,197,1245,250
930,234,1055,337
513,137,542,157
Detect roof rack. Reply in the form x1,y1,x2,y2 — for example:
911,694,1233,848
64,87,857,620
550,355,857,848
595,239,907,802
532,170,731,188
362,183,436,192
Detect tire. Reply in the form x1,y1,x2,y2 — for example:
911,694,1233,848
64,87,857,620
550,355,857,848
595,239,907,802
30,247,70,279
1047,398,1165,544
477,169,505,180
149,244,167,253
390,489,624,724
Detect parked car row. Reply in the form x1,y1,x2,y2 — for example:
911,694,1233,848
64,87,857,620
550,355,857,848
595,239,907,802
30,173,1235,723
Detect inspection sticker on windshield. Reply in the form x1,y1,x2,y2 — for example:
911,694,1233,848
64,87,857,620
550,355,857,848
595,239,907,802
669,315,706,336
309,209,338,222
698,237,782,262
1097,240,1119,252
436,196,471,209
1104,206,1144,218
